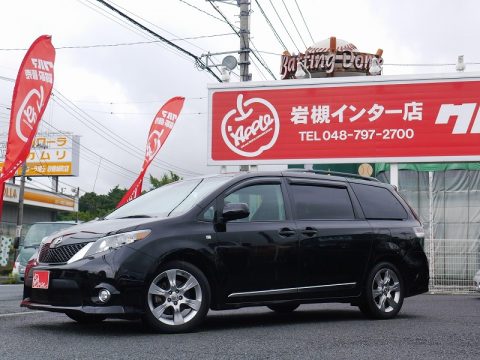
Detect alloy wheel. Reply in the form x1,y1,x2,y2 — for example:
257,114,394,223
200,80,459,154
147,268,202,326
371,268,401,313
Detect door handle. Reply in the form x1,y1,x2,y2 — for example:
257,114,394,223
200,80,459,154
278,228,296,237
301,227,317,237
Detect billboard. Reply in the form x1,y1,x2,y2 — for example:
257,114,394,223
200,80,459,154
208,73,480,165
2,183,77,211
0,133,80,176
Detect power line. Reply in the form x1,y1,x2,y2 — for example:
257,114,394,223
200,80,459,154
294,0,314,44
253,0,288,51
92,0,222,82
0,34,237,51
0,74,202,178
281,0,307,49
178,0,240,29
71,96,206,105
50,92,201,177
102,1,238,80
108,0,230,60
208,1,276,80
268,0,301,53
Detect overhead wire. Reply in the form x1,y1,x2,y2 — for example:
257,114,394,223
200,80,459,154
0,81,196,192
207,1,275,80
178,0,240,29
92,0,222,82
294,0,315,44
281,0,307,49
81,0,201,69
103,0,240,80
0,34,237,51
253,0,288,51
0,74,202,180
50,92,201,177
267,0,301,53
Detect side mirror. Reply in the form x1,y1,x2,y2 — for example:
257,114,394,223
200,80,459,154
13,237,20,250
222,202,250,222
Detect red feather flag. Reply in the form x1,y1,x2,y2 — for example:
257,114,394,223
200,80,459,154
116,97,185,208
0,35,56,220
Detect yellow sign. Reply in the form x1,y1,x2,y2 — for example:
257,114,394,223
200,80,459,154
2,183,77,211
0,133,80,176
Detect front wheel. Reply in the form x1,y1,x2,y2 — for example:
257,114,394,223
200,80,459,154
143,261,210,333
359,262,404,319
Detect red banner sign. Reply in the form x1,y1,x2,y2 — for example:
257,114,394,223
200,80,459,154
117,97,185,208
208,74,480,164
0,35,55,219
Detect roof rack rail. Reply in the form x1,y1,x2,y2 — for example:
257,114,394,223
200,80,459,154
285,169,380,182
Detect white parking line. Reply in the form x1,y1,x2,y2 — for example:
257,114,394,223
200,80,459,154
0,311,45,317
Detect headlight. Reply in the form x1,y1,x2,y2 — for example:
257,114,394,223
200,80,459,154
83,230,151,258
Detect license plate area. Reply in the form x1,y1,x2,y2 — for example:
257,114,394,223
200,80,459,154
32,270,50,289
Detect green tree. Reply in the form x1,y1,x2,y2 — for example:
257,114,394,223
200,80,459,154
58,172,180,222
58,186,127,222
149,171,181,189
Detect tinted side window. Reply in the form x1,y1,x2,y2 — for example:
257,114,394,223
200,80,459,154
224,184,285,222
351,183,408,220
291,185,355,220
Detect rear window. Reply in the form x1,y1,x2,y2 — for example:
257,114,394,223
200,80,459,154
290,184,355,220
351,183,408,220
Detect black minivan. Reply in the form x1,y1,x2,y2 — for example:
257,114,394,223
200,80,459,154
22,171,429,333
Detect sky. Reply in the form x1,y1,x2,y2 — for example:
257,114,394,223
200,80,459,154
1,0,480,196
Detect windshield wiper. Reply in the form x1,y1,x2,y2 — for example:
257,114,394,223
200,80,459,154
117,215,154,219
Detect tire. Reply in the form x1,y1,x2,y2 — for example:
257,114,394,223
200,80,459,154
142,261,210,333
66,312,106,324
267,303,299,313
359,262,404,319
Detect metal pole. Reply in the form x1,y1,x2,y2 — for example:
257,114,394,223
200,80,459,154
428,171,435,289
76,187,80,223
14,163,27,259
239,0,251,82
390,163,399,189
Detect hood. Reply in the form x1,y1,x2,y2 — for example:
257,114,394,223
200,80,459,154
42,217,160,246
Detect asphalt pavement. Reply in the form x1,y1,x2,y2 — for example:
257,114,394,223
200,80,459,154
0,285,479,360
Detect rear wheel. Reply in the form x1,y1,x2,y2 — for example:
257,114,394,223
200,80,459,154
66,313,106,324
359,262,404,319
267,303,299,313
143,261,210,333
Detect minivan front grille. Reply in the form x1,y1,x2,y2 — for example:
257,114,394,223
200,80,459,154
39,243,88,263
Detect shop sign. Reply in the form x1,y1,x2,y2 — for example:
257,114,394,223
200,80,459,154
281,51,384,79
0,133,80,176
208,73,480,165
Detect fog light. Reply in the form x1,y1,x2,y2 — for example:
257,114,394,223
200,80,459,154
98,289,111,303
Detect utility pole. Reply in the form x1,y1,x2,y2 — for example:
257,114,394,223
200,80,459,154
238,0,251,82
239,0,251,171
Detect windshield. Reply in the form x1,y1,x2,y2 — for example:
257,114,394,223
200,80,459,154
106,176,232,220
23,223,76,247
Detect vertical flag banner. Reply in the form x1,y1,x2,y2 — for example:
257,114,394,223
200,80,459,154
0,35,56,220
117,97,185,208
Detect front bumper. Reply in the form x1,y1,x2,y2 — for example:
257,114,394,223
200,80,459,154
21,246,155,318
